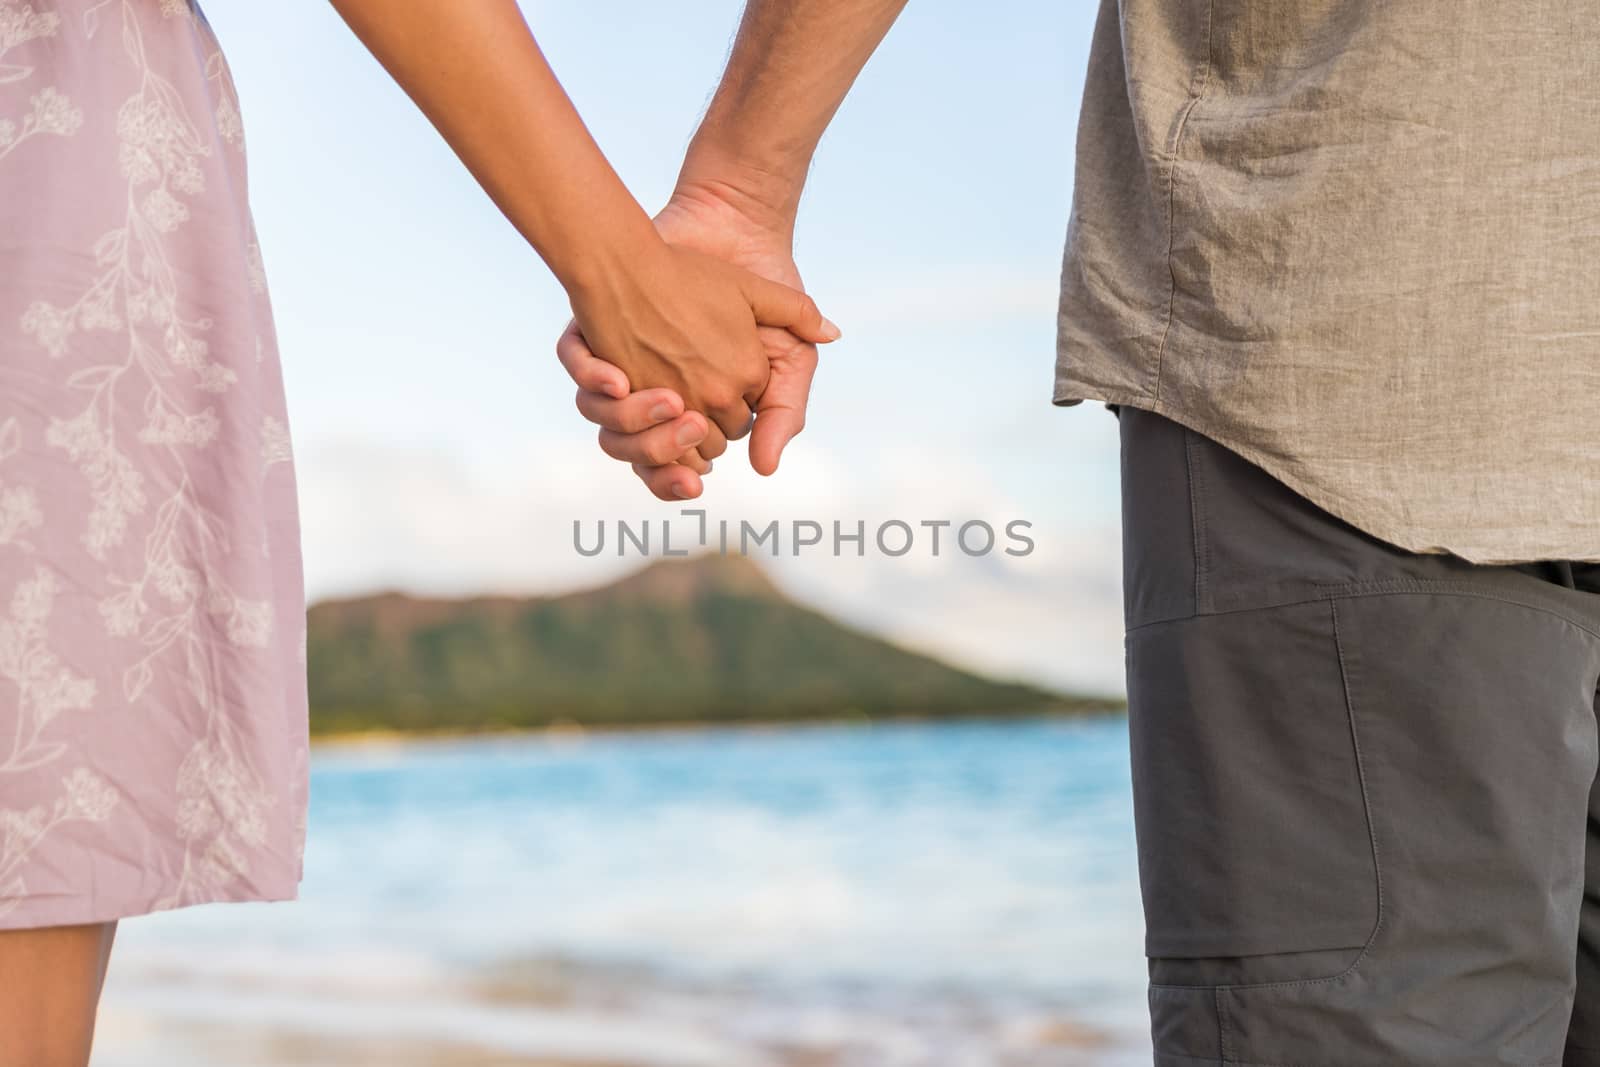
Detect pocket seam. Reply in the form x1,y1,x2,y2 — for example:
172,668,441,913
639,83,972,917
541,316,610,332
1183,426,1211,615
1149,597,1385,993
1128,579,1600,645
1216,987,1234,1062
1311,578,1600,644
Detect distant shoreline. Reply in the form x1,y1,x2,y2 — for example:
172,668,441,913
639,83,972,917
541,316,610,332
309,703,1127,748
308,554,1121,744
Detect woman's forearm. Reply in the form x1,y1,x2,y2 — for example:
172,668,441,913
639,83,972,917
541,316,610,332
327,0,658,295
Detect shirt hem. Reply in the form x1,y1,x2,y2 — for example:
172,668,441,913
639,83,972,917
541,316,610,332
1051,383,1590,566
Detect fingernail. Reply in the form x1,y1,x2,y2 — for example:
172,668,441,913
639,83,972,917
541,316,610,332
820,317,842,341
671,483,693,499
648,402,674,422
703,461,713,474
676,422,703,447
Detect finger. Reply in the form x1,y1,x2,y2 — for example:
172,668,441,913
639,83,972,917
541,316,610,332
677,447,712,476
632,462,704,502
575,386,685,433
738,274,841,345
749,405,804,477
707,398,756,443
697,419,730,461
556,319,629,399
748,349,820,477
742,362,773,411
598,412,708,467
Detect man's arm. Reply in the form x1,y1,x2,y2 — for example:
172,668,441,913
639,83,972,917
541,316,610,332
677,0,912,235
560,0,910,501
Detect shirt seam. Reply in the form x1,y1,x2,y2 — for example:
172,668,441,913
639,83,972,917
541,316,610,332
1151,0,1217,404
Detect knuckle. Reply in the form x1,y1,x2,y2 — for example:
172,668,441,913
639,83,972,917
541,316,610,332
576,389,605,423
614,399,646,432
643,437,677,466
700,385,736,412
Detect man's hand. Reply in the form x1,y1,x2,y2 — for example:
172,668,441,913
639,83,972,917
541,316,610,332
558,182,827,500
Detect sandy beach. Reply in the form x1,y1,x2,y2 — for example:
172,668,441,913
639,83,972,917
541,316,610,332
95,948,1128,1067
98,1018,641,1067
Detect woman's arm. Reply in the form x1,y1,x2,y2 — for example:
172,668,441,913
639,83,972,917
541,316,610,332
326,0,838,454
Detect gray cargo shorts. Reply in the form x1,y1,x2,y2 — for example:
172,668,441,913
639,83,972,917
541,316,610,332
1117,404,1600,1066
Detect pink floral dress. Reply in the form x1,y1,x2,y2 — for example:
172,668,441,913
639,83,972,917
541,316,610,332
0,0,307,927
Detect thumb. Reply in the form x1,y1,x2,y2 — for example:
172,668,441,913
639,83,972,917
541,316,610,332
739,272,841,345
747,353,818,477
748,406,802,477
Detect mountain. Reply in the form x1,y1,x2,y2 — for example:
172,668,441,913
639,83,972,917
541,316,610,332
305,553,1121,735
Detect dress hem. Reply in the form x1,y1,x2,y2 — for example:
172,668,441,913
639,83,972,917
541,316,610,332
0,877,302,931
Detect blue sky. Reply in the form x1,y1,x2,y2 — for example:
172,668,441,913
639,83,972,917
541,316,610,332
202,0,1125,694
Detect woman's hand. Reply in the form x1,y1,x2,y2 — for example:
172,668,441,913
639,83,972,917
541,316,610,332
566,238,836,465
558,182,827,500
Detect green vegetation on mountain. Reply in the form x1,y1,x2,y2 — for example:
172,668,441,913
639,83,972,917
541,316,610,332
306,553,1122,735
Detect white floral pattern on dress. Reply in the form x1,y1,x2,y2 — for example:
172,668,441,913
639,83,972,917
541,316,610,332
0,566,97,774
0,419,42,549
261,414,291,470
1,0,306,926
0,2,82,163
0,0,115,924
0,767,118,918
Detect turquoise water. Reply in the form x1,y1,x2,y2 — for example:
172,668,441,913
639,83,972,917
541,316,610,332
98,717,1151,1066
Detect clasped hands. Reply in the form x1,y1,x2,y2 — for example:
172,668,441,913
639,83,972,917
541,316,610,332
556,184,834,502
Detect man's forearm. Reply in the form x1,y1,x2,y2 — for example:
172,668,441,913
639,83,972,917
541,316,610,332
680,0,910,227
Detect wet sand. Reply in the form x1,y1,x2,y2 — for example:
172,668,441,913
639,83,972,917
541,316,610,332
93,961,1127,1067
98,1018,640,1067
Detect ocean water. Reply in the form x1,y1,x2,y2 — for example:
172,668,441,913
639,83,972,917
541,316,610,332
95,717,1152,1066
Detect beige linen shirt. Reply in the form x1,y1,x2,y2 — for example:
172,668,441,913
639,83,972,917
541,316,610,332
1055,0,1600,565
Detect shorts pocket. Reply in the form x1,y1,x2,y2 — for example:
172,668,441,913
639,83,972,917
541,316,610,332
1125,597,1379,984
